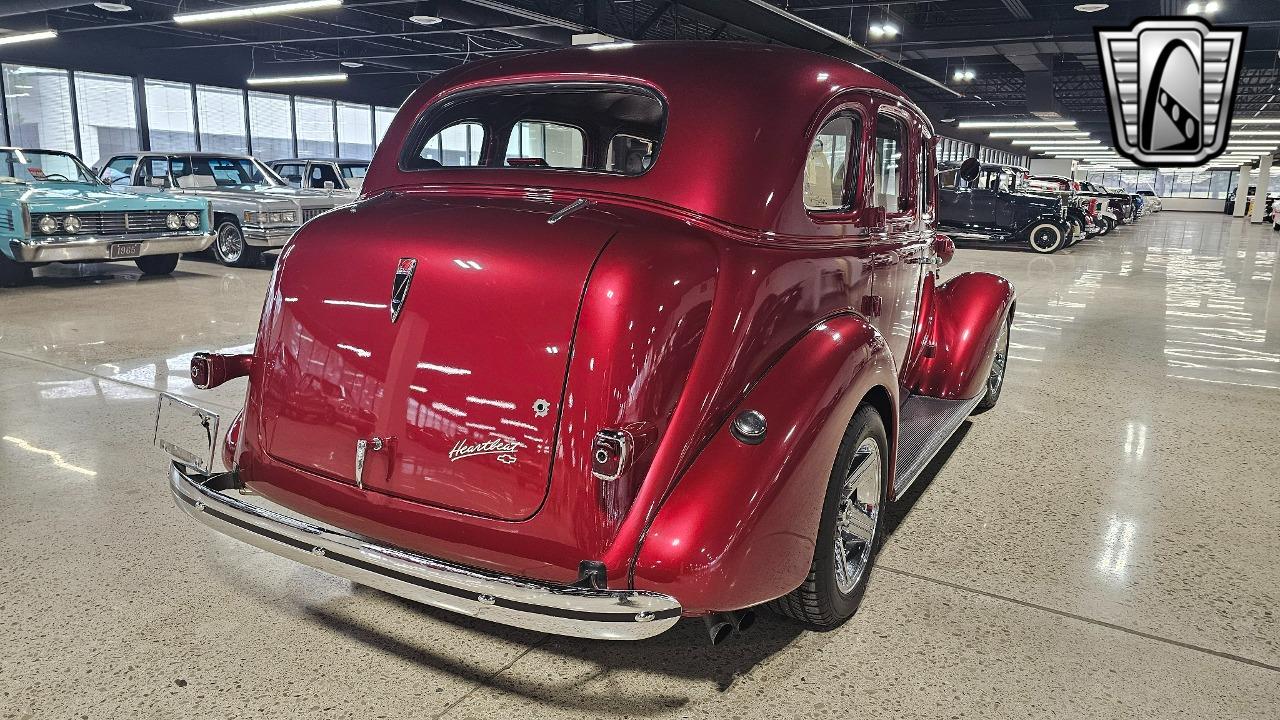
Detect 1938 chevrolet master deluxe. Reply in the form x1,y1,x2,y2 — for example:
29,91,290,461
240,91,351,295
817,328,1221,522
156,43,1014,643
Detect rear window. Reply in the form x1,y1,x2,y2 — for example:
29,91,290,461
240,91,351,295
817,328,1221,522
401,83,665,176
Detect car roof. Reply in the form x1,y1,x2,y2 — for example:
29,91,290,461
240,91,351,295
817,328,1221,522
364,41,927,230
270,158,369,164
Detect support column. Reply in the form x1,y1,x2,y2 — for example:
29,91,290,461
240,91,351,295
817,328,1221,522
1251,154,1273,224
1234,163,1250,217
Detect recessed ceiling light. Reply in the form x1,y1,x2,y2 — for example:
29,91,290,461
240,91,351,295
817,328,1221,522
409,14,443,25
1073,3,1109,12
93,2,133,11
340,60,364,68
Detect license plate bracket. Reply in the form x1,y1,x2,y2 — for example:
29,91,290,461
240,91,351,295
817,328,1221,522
154,393,220,475
110,242,142,259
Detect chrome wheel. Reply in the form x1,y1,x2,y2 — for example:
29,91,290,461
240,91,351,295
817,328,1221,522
833,438,881,594
988,317,1010,397
215,222,245,264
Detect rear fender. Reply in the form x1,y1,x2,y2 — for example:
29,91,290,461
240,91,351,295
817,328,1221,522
631,314,898,612
903,271,1014,400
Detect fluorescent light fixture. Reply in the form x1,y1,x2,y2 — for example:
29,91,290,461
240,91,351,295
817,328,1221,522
247,72,347,85
957,120,1076,129
988,131,1090,138
0,29,58,46
175,0,342,24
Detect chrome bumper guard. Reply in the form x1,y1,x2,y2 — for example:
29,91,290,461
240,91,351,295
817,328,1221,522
10,230,215,263
242,225,298,247
169,462,682,640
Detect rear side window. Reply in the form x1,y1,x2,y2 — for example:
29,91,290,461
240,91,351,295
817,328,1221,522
402,83,665,176
873,114,910,212
804,115,859,211
506,121,584,168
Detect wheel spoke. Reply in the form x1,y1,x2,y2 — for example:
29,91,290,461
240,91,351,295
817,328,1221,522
833,438,882,595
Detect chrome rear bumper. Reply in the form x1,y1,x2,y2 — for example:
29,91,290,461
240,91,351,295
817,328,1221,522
169,463,682,640
9,231,215,263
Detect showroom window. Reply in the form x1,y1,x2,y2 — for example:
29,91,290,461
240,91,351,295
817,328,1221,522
249,91,294,161
375,106,396,143
505,120,584,168
873,113,910,212
336,102,373,160
145,80,196,152
418,122,484,166
3,64,76,154
196,85,248,155
74,72,139,168
295,97,336,158
803,114,857,211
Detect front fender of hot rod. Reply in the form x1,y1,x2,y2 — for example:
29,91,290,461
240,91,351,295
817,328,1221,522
904,271,1015,400
631,314,898,612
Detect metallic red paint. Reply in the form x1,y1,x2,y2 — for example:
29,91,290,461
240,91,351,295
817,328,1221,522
194,42,1013,615
903,272,1016,401
632,315,898,611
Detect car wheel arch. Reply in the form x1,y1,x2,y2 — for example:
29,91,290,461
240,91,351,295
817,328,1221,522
628,313,901,612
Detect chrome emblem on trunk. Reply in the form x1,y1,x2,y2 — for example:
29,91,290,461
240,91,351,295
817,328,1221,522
1096,17,1245,167
390,258,417,323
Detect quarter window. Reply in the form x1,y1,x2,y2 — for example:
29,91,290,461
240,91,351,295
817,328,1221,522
804,115,858,211
418,121,484,167
873,114,910,212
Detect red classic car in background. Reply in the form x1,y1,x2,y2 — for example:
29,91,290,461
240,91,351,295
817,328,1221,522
156,42,1014,643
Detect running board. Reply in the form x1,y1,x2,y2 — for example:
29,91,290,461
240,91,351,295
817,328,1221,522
892,394,984,499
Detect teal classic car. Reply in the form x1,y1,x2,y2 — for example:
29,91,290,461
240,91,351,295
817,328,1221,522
0,147,214,287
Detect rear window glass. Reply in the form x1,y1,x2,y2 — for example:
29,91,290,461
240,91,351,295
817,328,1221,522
402,83,665,175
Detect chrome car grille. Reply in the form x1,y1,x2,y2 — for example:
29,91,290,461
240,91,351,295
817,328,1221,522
40,211,190,236
302,208,327,223
0,209,13,233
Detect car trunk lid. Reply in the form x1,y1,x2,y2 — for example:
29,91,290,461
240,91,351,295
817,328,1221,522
256,193,616,520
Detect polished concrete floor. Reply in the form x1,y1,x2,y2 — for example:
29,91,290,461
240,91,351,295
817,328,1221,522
1,212,1277,719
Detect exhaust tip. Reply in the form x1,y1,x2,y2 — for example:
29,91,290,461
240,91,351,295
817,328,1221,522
732,609,756,633
703,615,733,645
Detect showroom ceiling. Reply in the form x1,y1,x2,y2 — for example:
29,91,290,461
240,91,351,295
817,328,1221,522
0,0,1277,160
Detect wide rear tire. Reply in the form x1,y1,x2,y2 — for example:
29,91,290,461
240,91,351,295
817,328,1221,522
135,253,179,276
0,253,33,287
767,405,889,627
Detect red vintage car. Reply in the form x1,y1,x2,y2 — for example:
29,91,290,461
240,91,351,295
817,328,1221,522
157,42,1014,643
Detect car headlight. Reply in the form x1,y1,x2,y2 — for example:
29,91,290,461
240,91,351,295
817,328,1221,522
243,211,259,224
166,213,182,230
280,211,296,223
63,215,82,234
38,215,58,234
183,212,199,229
268,211,283,223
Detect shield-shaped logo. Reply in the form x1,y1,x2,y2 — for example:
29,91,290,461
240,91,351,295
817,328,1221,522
1096,17,1246,167
390,258,417,323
